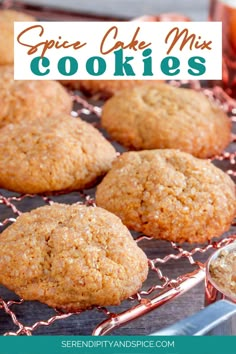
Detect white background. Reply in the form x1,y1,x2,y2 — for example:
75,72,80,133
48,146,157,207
14,21,222,80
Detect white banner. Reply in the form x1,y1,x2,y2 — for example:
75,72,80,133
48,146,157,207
14,21,222,80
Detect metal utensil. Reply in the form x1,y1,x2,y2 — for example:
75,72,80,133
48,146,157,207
150,300,236,335
151,242,236,336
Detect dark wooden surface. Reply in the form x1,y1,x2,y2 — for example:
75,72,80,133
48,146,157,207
0,0,235,336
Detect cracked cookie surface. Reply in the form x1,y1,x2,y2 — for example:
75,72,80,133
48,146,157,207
0,10,35,65
0,115,116,193
60,79,162,97
0,203,148,310
101,83,231,158
96,149,236,243
0,66,72,128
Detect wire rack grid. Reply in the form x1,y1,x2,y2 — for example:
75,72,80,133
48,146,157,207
0,87,235,336
0,0,236,336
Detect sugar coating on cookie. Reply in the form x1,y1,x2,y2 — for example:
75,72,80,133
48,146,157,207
101,83,231,158
0,115,116,193
60,79,161,97
0,66,72,128
96,149,236,243
0,10,35,65
0,203,148,310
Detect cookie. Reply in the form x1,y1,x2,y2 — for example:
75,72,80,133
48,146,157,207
0,10,35,65
101,83,231,158
0,203,148,310
60,79,162,97
0,115,116,193
96,149,236,243
0,66,72,128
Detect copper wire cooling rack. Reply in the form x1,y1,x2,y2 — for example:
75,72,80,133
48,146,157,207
0,86,235,336
0,0,236,336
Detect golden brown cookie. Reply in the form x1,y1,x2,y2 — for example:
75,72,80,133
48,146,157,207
96,149,236,243
0,115,116,193
0,9,35,65
0,66,72,128
60,79,162,97
101,83,231,158
0,203,148,311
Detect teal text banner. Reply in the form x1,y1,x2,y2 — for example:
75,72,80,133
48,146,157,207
0,336,235,354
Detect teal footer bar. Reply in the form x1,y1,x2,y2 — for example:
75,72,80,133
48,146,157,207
0,336,235,354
